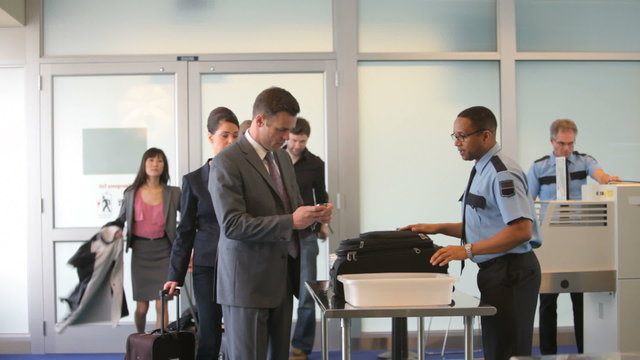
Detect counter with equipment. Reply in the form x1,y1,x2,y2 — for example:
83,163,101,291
535,184,640,353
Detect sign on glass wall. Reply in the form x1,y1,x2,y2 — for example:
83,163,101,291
53,75,177,228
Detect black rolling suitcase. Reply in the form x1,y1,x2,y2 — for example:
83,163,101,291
329,230,449,302
125,289,195,360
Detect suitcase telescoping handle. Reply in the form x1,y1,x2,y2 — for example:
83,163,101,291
159,288,181,334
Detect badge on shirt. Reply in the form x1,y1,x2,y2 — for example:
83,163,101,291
499,180,515,197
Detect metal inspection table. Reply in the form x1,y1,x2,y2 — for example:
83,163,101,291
306,280,497,360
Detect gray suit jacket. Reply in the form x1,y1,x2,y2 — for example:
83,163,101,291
116,185,181,251
209,135,302,308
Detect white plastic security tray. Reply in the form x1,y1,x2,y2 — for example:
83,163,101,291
337,272,456,307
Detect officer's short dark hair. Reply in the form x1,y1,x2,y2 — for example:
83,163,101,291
457,106,497,133
252,87,300,119
291,117,311,137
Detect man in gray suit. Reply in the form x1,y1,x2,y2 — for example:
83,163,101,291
209,87,333,360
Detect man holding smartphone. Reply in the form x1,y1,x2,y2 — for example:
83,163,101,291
209,87,333,360
285,117,329,360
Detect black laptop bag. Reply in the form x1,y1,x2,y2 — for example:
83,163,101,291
329,230,449,302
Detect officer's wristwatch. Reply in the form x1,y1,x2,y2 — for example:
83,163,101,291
464,243,474,260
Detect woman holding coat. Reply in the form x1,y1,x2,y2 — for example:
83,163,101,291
116,147,180,333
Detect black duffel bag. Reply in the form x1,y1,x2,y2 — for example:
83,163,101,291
329,230,449,303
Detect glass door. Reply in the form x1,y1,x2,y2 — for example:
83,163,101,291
40,62,188,352
187,60,340,313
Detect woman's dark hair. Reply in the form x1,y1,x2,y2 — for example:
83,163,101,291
126,147,170,192
207,106,239,134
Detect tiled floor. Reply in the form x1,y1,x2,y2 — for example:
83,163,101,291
0,346,579,360
308,345,578,359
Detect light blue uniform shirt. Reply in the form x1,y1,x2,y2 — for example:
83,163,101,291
463,144,542,264
527,151,600,201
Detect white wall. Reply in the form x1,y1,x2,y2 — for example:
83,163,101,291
0,66,29,334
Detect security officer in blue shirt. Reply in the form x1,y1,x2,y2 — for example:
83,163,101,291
527,118,619,355
401,106,541,360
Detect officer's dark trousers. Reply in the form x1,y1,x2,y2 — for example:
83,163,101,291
477,251,541,360
539,292,584,354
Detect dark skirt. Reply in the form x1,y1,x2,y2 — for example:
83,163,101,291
131,236,171,301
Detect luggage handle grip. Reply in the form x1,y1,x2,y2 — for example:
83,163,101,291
159,288,181,334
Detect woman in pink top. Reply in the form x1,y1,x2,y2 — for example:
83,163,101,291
115,148,181,333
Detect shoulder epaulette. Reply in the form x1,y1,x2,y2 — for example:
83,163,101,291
490,156,507,172
573,151,597,161
534,155,550,163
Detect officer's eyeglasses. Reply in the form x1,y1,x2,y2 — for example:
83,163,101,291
450,129,488,142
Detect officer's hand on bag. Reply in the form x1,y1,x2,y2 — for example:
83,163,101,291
398,223,439,234
430,245,466,267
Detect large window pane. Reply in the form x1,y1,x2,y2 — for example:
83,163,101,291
43,0,332,56
53,75,177,228
517,0,640,52
359,0,496,52
358,61,500,331
0,67,29,333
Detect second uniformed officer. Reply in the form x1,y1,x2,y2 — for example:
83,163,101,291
401,106,542,360
527,118,619,355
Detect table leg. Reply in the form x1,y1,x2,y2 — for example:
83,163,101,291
392,317,409,359
341,318,351,360
464,315,473,360
417,317,425,360
378,317,415,360
322,314,328,360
